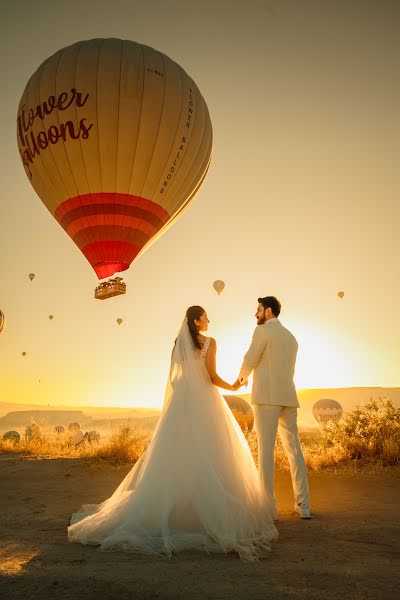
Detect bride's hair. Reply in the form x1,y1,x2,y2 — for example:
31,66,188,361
186,305,205,349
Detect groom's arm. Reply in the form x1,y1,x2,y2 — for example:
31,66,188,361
238,326,267,383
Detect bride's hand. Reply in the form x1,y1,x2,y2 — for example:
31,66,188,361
231,379,241,391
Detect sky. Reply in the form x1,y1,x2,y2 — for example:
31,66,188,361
0,0,399,408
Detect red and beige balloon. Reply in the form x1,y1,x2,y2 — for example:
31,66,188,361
0,309,5,335
17,39,212,285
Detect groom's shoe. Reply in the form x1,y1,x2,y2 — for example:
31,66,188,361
294,502,311,519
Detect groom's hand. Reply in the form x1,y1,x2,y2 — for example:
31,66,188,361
239,376,248,387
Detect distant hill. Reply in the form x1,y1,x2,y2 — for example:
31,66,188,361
1,388,398,432
0,410,92,430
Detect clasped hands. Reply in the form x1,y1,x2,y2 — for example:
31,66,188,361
231,377,248,392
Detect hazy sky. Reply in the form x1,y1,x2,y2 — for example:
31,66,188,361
1,0,399,408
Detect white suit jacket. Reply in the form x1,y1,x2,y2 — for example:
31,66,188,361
239,318,299,407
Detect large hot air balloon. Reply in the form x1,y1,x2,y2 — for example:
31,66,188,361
17,39,212,291
116,318,123,325
48,314,54,320
213,280,225,295
337,291,344,299
312,399,343,424
28,273,35,281
222,395,254,432
0,310,5,335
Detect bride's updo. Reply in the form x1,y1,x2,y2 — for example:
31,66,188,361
186,306,205,349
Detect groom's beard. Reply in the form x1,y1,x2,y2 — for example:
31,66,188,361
257,316,266,325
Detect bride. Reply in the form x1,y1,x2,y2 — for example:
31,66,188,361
68,306,278,561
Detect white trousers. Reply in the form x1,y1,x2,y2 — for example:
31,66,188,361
253,404,310,508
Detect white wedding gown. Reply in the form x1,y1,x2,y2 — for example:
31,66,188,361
68,321,278,561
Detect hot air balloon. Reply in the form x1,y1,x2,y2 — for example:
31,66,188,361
312,399,343,424
337,291,344,299
48,314,54,320
0,310,5,335
3,431,21,445
116,318,123,325
68,422,81,432
28,273,35,281
213,280,225,295
17,39,212,295
222,395,254,432
21,351,27,357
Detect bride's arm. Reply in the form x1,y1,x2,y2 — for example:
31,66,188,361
205,339,240,391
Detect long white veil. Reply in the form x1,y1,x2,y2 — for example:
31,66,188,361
163,318,210,410
68,318,278,561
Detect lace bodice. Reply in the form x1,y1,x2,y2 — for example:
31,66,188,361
199,337,211,360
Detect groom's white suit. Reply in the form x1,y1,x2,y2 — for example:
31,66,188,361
239,318,310,515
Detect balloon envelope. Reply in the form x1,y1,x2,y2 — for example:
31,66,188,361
116,318,123,325
29,273,35,281
0,310,5,335
48,314,54,320
21,352,27,357
313,399,343,424
17,39,213,280
338,291,344,299
222,395,254,431
213,280,225,295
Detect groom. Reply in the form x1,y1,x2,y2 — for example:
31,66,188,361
237,296,310,519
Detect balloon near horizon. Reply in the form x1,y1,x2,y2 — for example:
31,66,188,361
312,398,343,424
223,395,254,432
17,38,213,294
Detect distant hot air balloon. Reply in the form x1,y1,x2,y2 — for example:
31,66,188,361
17,39,213,288
48,314,54,320
0,310,5,335
116,318,123,325
337,291,344,299
3,431,21,445
28,273,35,281
222,395,254,432
213,280,225,295
312,399,343,424
21,352,27,357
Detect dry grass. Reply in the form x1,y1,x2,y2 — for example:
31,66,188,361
0,425,149,465
246,397,400,471
1,398,399,471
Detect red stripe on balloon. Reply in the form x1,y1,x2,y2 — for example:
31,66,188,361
58,203,166,231
54,193,171,279
55,193,170,223
66,215,158,238
72,225,151,249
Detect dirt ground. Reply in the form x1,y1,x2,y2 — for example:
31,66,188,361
0,455,398,600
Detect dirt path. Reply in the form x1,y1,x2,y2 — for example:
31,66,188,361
0,455,398,599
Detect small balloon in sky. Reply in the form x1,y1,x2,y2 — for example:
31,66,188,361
0,309,5,335
49,315,54,320
337,291,345,299
28,273,35,281
21,352,27,357
116,318,123,326
213,280,225,295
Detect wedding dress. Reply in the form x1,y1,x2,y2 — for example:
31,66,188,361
68,320,278,561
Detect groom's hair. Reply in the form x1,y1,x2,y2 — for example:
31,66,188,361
258,296,281,317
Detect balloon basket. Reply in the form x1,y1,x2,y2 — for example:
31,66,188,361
95,277,126,300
